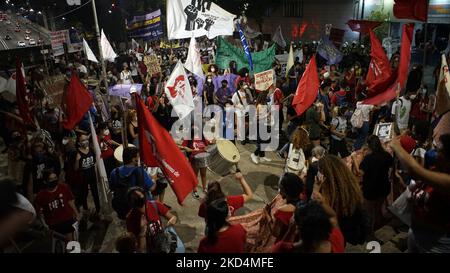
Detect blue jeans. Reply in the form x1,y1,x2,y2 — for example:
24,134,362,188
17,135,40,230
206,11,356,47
353,121,369,151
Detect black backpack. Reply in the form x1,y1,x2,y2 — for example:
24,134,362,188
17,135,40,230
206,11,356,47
111,167,144,220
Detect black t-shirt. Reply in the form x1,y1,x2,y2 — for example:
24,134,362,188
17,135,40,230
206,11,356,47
287,106,304,126
360,152,394,200
79,150,96,182
24,154,61,193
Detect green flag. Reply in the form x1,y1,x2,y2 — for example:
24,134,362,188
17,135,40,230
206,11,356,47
215,37,276,74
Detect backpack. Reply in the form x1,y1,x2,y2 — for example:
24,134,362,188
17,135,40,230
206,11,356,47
285,144,306,175
350,108,364,129
111,167,144,220
145,201,178,253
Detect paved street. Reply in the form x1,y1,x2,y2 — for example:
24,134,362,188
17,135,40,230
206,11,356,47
0,12,50,51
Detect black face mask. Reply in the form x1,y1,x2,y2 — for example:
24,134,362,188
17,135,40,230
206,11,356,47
47,180,58,189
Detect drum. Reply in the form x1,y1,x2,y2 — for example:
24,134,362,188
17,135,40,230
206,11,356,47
207,140,240,176
194,152,210,169
114,144,136,163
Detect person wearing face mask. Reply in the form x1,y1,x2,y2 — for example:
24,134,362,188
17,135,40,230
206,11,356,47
391,92,414,132
110,147,156,220
126,187,178,253
23,142,61,202
97,123,120,179
209,65,218,77
120,63,133,84
74,133,100,218
203,75,216,106
35,170,79,243
232,81,253,145
215,80,232,107
127,110,139,148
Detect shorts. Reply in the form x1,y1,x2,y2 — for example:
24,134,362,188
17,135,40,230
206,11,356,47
49,219,76,235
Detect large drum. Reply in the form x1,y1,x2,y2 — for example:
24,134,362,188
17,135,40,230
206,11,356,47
114,144,136,163
207,140,240,176
194,152,210,169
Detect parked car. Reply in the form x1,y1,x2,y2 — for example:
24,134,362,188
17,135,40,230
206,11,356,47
17,41,26,47
24,35,30,40
5,35,11,40
25,29,31,34
37,38,43,45
29,39,36,46
14,27,20,32
5,20,11,25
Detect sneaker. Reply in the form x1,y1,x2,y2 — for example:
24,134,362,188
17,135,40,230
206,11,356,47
261,157,272,162
192,191,200,200
250,153,259,164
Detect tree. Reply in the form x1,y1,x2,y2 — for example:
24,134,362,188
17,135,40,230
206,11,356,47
367,9,391,41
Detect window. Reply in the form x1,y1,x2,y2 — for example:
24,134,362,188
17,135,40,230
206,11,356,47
283,0,303,17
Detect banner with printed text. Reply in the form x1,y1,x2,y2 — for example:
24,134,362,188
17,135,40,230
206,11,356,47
255,70,274,91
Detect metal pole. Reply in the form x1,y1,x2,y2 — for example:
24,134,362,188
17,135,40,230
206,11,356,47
91,0,110,107
422,23,428,68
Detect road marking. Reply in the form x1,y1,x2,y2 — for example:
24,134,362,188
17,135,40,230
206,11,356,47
0,38,8,50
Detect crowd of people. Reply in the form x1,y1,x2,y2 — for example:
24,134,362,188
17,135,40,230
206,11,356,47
0,32,449,254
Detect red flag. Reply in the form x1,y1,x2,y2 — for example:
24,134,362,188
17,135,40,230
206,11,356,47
135,93,198,205
394,0,428,22
347,20,383,35
15,60,34,125
62,73,93,130
366,29,393,95
292,56,320,116
363,23,414,105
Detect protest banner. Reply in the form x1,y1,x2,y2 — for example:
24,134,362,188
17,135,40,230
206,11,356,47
255,70,274,91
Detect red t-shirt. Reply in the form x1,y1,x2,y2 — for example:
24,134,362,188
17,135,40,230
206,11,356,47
35,183,75,226
126,201,169,238
98,134,114,159
181,139,210,159
274,210,294,226
198,195,245,218
271,227,345,253
330,90,347,105
197,224,247,253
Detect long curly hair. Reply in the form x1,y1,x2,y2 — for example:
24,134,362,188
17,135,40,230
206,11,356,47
291,126,310,151
318,155,363,218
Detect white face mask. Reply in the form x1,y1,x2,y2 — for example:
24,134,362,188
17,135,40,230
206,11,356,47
211,68,215,72
104,129,110,136
62,138,69,145
207,79,212,83
410,95,417,100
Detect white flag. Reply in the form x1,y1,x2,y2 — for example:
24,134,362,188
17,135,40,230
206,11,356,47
272,26,286,48
286,44,294,77
295,48,304,64
164,61,195,120
88,113,109,204
132,38,140,52
167,0,236,40
83,39,98,63
438,54,450,98
184,37,204,77
101,29,117,62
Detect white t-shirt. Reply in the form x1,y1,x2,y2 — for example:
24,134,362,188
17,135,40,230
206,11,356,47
391,97,411,130
120,70,133,84
331,116,347,141
77,64,88,74
232,90,249,118
356,102,374,122
412,147,426,159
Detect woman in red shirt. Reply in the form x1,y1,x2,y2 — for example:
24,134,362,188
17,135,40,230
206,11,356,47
126,187,177,253
271,200,345,253
198,172,253,219
179,128,213,199
97,123,120,178
198,199,247,253
272,173,305,242
35,171,80,242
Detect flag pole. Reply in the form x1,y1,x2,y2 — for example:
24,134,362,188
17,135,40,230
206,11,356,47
91,0,110,108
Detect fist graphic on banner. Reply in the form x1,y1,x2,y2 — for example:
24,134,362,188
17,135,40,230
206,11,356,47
184,5,199,31
66,0,81,6
204,18,215,31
